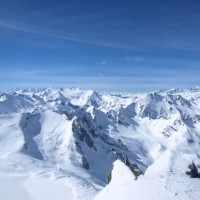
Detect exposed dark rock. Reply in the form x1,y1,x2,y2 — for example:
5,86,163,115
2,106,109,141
72,117,95,150
107,159,142,184
82,157,90,169
186,162,200,178
107,165,113,183
125,160,142,178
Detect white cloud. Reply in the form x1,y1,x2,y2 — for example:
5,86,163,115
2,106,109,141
98,60,107,65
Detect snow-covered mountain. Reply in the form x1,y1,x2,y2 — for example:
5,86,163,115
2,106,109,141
0,87,200,200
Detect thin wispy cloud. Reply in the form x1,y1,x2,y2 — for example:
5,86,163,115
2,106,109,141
0,20,135,50
1,18,196,53
98,73,104,78
98,60,107,65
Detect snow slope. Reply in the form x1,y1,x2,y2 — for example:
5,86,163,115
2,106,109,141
0,87,200,200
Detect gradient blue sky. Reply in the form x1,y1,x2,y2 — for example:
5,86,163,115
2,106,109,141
0,0,200,92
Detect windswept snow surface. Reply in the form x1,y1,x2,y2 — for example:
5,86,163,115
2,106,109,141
0,87,200,200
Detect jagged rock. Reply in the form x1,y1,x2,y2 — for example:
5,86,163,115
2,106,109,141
82,157,90,169
107,159,142,183
186,162,200,178
107,166,113,183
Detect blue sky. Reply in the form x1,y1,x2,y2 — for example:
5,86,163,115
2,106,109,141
0,0,200,92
